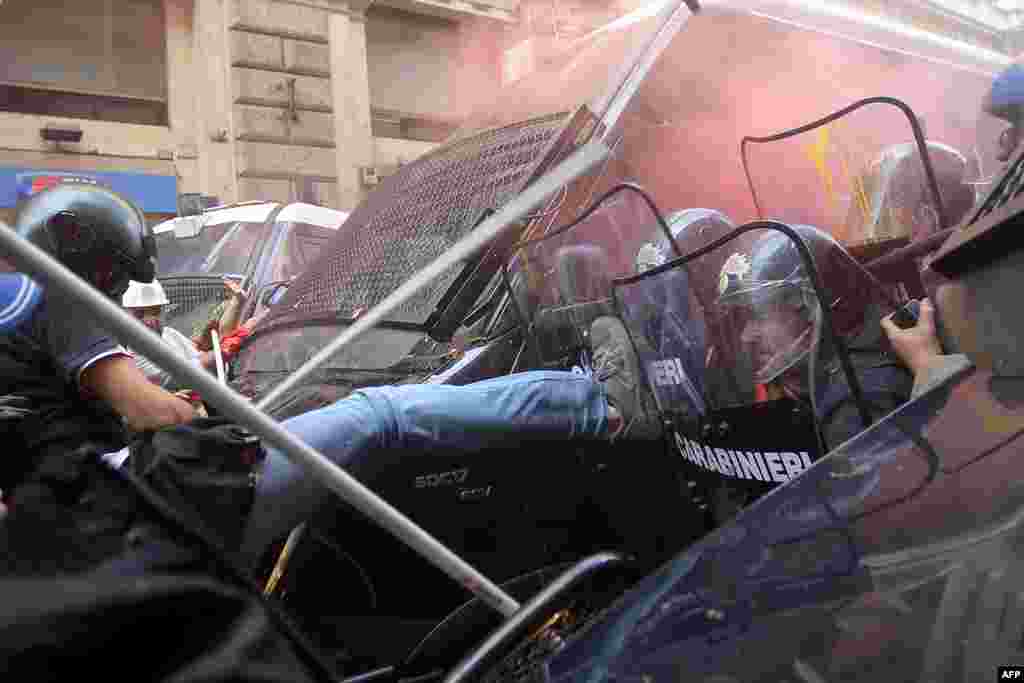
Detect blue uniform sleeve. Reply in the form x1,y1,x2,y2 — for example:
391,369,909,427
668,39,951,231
37,292,126,387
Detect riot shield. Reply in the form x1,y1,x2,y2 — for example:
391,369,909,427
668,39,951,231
510,181,741,382
741,98,980,254
535,350,1024,683
970,95,1009,204
612,221,906,506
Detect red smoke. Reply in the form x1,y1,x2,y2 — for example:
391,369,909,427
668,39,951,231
617,8,994,234
450,1,645,122
452,1,997,244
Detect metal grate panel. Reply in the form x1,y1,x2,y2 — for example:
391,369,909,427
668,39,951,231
159,274,229,338
263,112,571,328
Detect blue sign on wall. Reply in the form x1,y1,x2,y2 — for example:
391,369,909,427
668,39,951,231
0,167,178,213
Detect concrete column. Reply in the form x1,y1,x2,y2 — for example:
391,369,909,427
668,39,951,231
329,1,375,211
164,0,201,195
194,0,240,204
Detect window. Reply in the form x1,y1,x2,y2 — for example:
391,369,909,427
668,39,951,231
269,223,336,283
366,7,456,116
0,0,168,126
201,223,272,278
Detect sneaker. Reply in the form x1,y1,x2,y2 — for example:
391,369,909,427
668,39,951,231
589,316,663,440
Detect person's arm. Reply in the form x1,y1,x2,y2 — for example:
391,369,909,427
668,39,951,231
218,278,248,337
81,355,196,431
43,292,196,430
881,298,971,399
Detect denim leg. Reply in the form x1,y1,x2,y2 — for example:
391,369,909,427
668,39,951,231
240,371,608,561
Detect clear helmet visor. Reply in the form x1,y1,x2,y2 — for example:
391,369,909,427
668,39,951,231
717,276,818,385
851,141,975,240
634,241,663,274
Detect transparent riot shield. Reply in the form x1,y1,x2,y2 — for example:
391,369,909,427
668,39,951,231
509,183,679,374
741,97,979,253
512,178,751,383
534,346,1024,683
534,357,978,683
970,97,1009,204
612,220,907,511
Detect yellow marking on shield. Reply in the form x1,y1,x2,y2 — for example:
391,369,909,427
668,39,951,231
838,141,872,233
807,125,835,203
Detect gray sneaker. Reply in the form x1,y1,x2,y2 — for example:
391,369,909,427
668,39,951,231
590,316,663,440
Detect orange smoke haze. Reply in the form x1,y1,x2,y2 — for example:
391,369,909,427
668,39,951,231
451,1,997,249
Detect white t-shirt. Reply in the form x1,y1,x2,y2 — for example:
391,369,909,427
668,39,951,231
133,326,203,390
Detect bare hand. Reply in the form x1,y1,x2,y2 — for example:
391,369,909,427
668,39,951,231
125,394,196,432
881,298,944,376
223,277,247,299
174,390,209,418
83,356,198,432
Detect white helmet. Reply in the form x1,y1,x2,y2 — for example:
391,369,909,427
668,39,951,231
122,279,169,308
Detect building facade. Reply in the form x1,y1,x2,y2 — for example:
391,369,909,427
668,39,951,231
1,0,1014,231
0,0,521,227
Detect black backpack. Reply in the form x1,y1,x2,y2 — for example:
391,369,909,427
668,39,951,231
0,418,335,682
128,417,265,551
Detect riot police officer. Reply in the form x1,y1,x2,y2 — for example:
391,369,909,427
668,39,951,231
845,140,976,242
630,208,738,415
716,223,914,451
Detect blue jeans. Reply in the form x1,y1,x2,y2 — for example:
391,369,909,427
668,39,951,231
240,371,609,560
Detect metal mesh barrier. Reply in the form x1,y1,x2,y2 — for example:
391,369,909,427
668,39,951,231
263,113,571,328
160,274,229,338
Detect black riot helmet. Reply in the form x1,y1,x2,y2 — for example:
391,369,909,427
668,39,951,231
634,208,736,311
15,183,156,298
635,208,736,273
716,224,864,384
846,141,974,242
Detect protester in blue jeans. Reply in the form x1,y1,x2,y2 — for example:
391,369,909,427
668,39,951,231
4,183,661,567
239,314,656,561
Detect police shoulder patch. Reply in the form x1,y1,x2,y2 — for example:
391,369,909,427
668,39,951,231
636,242,663,273
719,252,751,295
